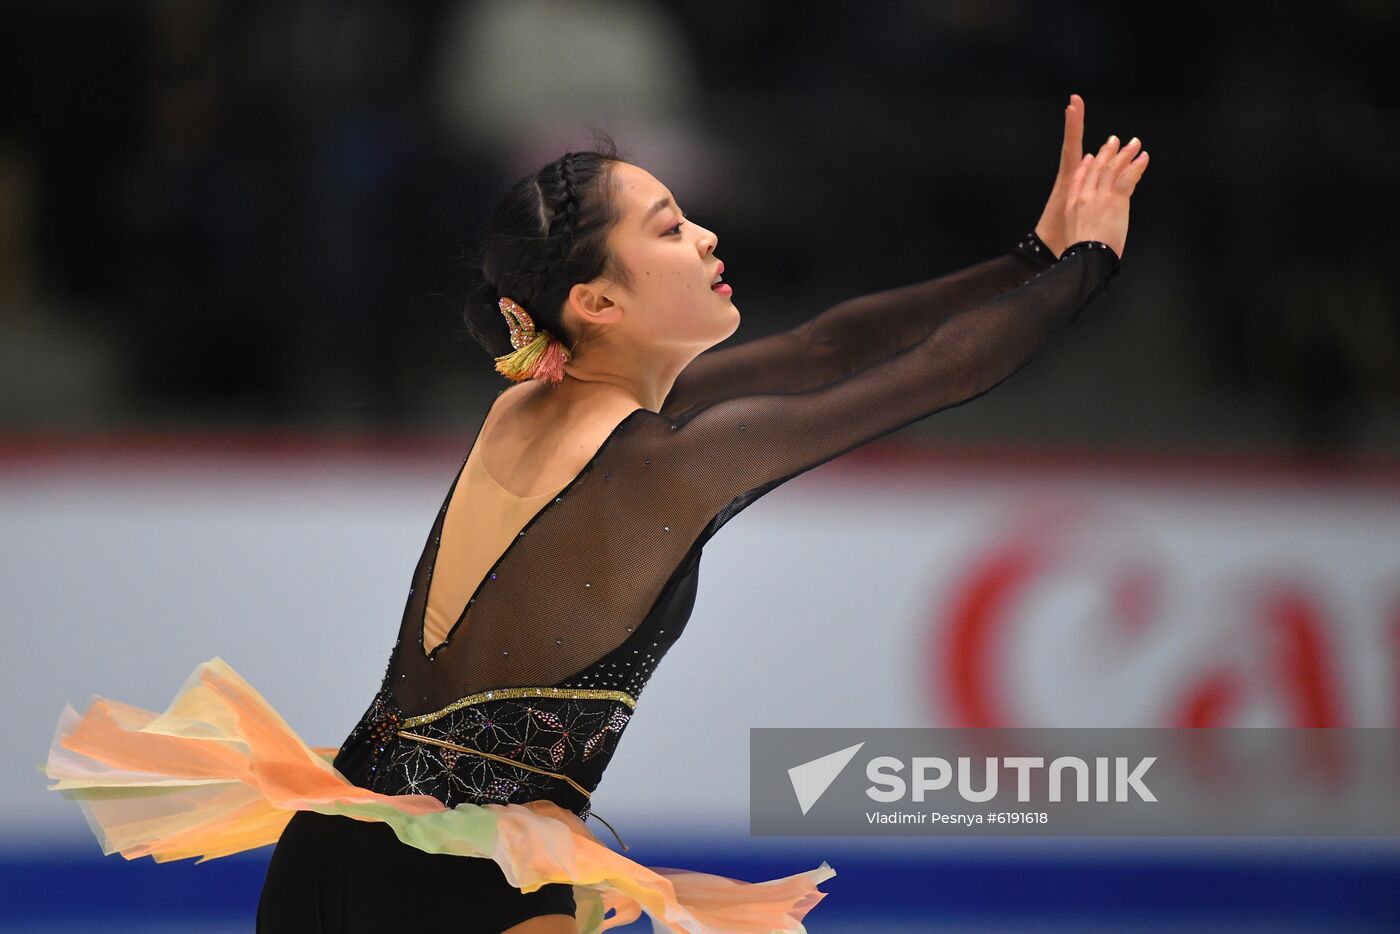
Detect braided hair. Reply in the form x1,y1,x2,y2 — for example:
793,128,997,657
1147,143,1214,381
463,133,635,378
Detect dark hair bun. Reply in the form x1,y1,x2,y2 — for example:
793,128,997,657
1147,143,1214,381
462,132,632,371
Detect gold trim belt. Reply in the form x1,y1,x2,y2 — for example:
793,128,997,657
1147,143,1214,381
395,729,630,851
401,686,637,729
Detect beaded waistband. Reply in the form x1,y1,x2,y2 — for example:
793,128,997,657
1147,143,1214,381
395,728,630,850
401,685,637,728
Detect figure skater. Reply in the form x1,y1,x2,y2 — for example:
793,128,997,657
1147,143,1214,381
44,94,1146,933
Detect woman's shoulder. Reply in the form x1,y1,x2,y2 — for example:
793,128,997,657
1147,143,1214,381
479,384,662,492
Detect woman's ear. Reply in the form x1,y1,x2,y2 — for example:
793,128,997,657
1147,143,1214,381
566,280,623,332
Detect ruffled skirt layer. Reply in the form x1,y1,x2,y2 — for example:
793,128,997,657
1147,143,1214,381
40,657,834,933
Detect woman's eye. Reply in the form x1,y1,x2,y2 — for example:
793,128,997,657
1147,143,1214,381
664,212,689,236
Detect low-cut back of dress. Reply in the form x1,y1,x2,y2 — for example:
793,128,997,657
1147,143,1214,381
419,413,573,657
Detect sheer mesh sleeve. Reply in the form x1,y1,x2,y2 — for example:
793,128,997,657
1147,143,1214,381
664,239,1120,534
659,229,1059,417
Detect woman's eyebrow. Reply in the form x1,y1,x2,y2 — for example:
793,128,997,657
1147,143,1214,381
641,196,679,225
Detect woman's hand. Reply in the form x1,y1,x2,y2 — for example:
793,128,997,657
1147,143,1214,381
1063,129,1149,259
1032,94,1087,258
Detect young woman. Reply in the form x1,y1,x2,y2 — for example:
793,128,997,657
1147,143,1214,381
46,95,1146,933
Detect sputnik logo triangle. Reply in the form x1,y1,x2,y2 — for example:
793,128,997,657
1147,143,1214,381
787,741,865,815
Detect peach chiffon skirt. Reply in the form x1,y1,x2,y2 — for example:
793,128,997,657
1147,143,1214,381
40,657,835,933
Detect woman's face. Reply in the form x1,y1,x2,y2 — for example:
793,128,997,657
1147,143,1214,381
584,161,738,354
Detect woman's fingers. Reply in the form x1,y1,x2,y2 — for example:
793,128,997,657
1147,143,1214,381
1114,149,1150,196
1112,136,1141,172
1060,95,1085,178
1102,136,1140,191
1086,135,1117,193
1066,151,1093,208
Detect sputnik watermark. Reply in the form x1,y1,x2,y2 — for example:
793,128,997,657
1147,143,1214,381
753,728,1400,836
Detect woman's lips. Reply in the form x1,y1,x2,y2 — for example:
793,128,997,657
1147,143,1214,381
711,282,732,295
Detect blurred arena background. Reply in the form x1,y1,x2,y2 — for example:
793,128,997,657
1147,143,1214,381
3,1,1398,931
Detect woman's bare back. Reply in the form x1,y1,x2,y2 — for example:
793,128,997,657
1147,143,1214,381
420,383,646,655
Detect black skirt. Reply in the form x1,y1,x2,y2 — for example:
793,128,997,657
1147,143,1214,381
256,809,578,933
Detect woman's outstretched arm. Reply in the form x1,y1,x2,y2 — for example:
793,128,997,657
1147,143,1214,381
662,239,1119,536
659,230,1059,417
669,125,1147,534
